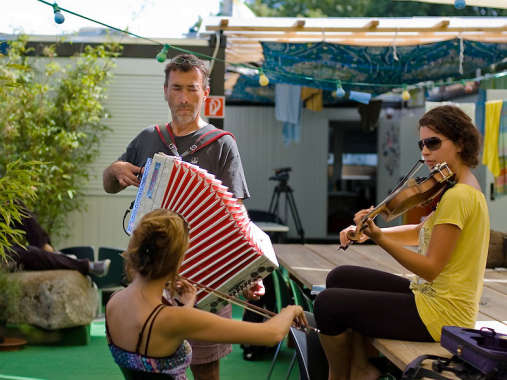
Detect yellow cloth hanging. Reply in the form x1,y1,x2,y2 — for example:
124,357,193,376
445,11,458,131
301,87,323,112
482,100,503,177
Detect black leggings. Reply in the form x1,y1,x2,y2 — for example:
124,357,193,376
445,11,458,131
314,265,434,341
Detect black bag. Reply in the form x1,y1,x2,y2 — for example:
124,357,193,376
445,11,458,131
402,326,507,380
240,274,277,361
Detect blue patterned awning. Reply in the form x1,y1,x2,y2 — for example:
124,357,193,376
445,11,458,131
228,74,347,105
260,39,507,94
228,74,275,104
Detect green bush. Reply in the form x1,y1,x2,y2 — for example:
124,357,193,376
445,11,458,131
0,160,41,261
0,35,121,239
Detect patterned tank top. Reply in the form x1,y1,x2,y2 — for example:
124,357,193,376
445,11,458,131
106,303,192,379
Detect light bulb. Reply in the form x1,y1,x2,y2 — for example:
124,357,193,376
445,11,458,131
335,88,345,98
54,11,65,24
156,45,169,63
259,73,269,86
53,4,65,24
334,81,345,98
156,51,166,63
454,0,466,9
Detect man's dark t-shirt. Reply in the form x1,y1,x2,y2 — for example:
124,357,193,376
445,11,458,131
119,124,250,199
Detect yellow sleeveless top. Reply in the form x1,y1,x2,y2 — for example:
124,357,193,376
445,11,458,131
411,183,489,341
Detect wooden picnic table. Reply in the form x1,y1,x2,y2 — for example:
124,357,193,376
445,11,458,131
274,243,507,372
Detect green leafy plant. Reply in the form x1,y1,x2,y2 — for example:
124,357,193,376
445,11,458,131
0,160,41,261
0,35,121,238
0,160,29,318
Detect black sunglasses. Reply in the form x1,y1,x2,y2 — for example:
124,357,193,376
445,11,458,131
418,137,447,151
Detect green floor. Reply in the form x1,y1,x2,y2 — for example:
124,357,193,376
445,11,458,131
0,305,300,380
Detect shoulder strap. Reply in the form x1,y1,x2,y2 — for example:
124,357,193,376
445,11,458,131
135,304,166,355
180,128,235,158
155,124,180,157
155,123,235,159
143,305,167,356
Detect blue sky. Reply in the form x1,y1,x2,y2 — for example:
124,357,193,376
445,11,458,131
2,0,222,37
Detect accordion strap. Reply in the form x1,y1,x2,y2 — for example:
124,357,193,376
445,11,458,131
155,123,235,159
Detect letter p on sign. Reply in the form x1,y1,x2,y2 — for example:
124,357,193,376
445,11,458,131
204,96,225,119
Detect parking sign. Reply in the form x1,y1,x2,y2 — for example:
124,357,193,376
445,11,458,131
204,96,225,118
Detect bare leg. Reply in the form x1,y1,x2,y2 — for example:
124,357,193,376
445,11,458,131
349,332,381,380
190,360,220,380
319,330,352,380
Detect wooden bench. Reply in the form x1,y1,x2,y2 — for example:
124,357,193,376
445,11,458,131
274,243,507,372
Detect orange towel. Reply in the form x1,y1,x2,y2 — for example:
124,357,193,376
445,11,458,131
301,87,323,112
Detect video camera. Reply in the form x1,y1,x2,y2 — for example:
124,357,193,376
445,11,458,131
269,167,292,182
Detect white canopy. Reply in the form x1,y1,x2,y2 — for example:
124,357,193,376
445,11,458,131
200,16,507,63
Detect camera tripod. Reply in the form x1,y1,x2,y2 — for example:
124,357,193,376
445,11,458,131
268,177,305,243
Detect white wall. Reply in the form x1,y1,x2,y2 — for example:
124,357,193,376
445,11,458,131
226,106,360,239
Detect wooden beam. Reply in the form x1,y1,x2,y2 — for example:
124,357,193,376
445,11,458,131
432,19,450,29
294,19,305,28
365,20,379,29
207,24,506,33
224,32,507,44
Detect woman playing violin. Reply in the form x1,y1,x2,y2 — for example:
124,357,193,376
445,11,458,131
315,105,489,380
106,208,306,379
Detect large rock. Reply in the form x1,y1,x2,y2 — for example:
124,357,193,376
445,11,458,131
6,270,98,329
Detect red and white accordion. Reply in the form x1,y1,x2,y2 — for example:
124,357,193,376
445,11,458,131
127,153,278,312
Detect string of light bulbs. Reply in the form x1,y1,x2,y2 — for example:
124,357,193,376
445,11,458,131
36,0,505,102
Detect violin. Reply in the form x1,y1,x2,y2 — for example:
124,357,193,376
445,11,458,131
341,160,456,250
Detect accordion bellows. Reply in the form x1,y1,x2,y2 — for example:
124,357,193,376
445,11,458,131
128,153,278,312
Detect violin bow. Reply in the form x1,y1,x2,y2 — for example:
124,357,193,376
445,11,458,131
178,276,319,334
388,159,425,196
338,159,425,251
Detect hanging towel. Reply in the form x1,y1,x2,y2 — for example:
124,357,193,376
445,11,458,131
301,87,323,111
475,89,486,136
275,83,301,145
494,100,507,196
482,100,503,177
